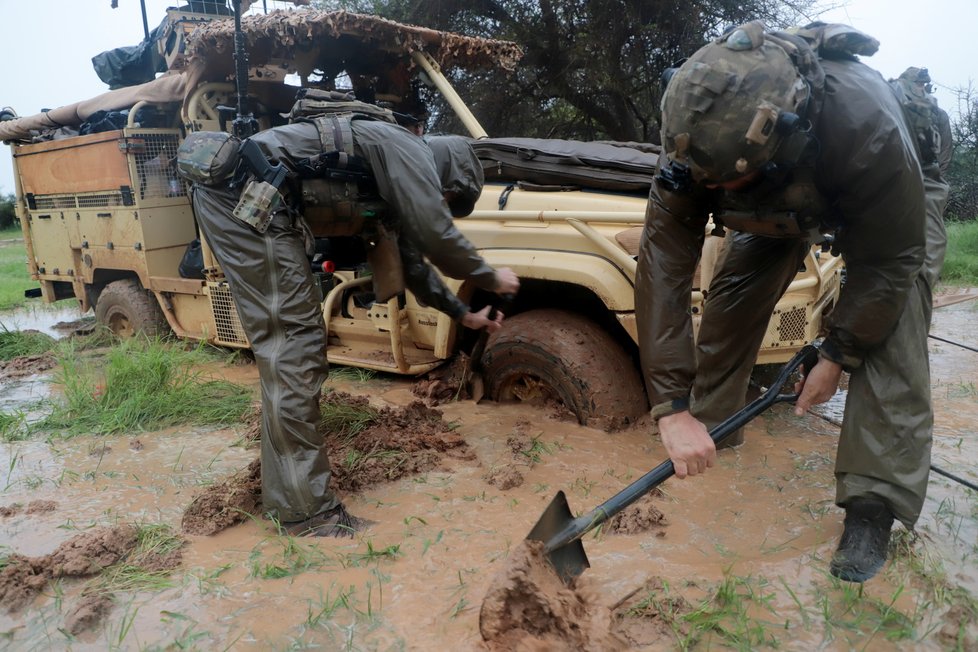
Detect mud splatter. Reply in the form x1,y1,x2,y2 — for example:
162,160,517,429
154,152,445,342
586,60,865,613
479,540,626,651
0,526,138,611
0,500,59,518
181,458,262,536
607,491,667,535
26,500,57,514
64,592,114,635
484,465,524,490
182,391,474,535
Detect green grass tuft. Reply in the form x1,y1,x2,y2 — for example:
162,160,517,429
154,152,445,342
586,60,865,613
0,324,55,361
39,337,252,437
319,396,379,437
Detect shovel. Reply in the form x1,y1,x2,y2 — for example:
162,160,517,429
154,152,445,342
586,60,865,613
527,343,820,584
467,294,515,403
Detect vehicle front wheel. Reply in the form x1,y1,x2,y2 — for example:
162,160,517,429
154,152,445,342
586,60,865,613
481,309,648,430
94,279,170,338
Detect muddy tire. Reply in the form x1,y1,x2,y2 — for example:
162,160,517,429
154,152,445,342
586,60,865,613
481,309,648,430
94,279,170,338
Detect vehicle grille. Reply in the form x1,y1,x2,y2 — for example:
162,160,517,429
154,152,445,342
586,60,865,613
208,282,249,346
776,306,807,343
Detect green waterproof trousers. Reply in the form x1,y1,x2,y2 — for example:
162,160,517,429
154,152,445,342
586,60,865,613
192,185,338,524
693,172,948,528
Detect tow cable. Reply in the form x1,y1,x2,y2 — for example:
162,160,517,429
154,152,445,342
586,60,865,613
808,410,978,493
928,333,978,354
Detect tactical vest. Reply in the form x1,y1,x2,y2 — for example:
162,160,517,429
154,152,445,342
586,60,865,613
288,90,405,301
288,90,397,238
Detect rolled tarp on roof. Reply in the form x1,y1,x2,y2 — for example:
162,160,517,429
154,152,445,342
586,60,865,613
0,73,187,143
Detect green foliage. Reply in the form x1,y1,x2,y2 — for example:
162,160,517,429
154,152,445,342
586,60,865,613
0,194,16,230
0,236,31,311
0,324,55,360
314,0,818,142
942,220,978,284
39,337,252,436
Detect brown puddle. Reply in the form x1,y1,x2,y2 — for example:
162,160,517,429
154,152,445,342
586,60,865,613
0,301,975,649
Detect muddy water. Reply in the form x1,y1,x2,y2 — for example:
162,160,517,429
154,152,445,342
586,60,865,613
0,303,976,649
0,302,88,338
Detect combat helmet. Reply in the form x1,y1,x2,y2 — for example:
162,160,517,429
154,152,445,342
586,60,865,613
660,22,814,185
176,131,241,186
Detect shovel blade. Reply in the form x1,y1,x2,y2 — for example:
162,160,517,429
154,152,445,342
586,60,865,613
470,373,486,403
527,491,589,584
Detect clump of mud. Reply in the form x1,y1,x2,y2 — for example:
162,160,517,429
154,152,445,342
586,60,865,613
64,593,114,636
484,466,524,490
610,577,694,647
182,458,261,536
479,540,626,651
0,500,58,518
182,391,473,535
411,354,470,405
0,526,137,611
0,353,56,379
327,392,473,492
0,525,185,635
606,491,667,535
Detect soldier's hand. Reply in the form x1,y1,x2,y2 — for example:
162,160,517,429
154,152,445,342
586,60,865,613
793,358,843,415
494,267,520,295
657,411,716,479
461,305,504,332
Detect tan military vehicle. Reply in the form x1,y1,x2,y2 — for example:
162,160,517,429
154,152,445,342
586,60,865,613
2,8,842,427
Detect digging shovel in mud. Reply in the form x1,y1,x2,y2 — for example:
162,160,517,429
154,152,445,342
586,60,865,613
525,343,819,584
467,294,515,402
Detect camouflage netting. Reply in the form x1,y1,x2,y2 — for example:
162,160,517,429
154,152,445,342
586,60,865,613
185,9,523,72
0,9,521,143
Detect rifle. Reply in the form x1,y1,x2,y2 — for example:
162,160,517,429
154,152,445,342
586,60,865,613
228,0,258,138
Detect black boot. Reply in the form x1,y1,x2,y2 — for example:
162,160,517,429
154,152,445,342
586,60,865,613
281,504,359,538
830,498,894,583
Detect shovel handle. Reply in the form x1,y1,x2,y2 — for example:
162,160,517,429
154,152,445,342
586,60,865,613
543,344,819,553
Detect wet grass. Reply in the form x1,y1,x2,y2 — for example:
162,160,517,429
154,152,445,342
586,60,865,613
0,324,55,360
0,410,28,441
319,394,379,437
327,366,378,383
0,228,31,311
248,532,334,580
38,337,252,437
943,221,978,285
93,524,185,594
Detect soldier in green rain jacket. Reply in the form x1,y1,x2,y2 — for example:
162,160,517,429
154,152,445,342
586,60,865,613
635,22,948,582
179,119,518,538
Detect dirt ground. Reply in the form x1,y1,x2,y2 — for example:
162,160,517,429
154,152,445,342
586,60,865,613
0,300,976,650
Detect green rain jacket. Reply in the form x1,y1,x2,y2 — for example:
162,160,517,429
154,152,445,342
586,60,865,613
637,56,926,408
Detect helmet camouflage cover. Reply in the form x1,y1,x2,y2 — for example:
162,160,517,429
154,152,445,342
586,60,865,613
660,22,810,184
177,131,241,186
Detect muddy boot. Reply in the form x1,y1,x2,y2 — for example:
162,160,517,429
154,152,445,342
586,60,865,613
830,498,894,583
281,504,359,538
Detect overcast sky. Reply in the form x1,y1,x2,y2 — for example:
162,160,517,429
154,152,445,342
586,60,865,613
1,0,976,194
